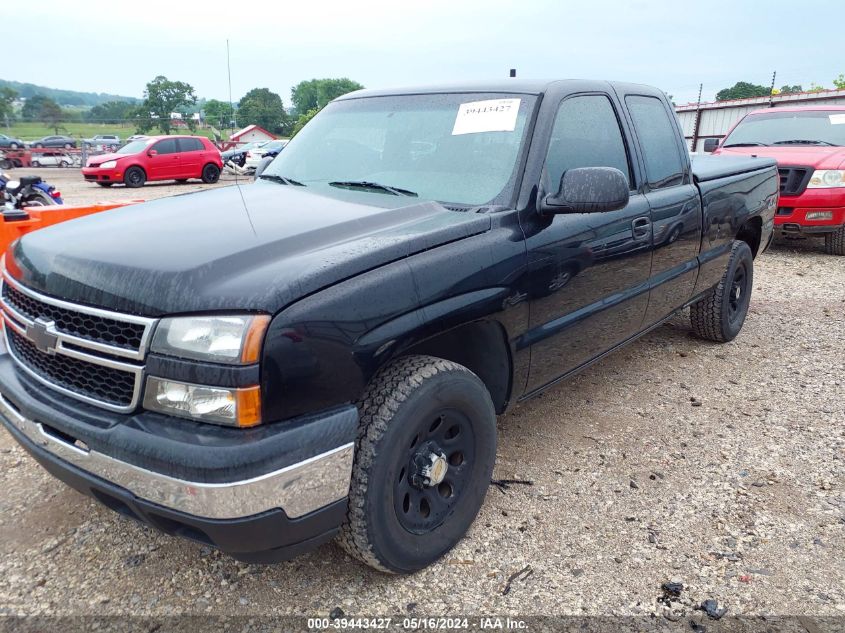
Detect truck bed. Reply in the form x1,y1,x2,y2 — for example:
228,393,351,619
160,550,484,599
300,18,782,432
691,154,777,182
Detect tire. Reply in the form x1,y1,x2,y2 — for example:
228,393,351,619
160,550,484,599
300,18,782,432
123,166,146,188
337,355,497,573
10,143,18,150
35,143,43,148
31,160,40,167
60,160,69,168
64,143,72,149
824,226,845,256
201,163,220,184
690,240,753,343
96,182,113,187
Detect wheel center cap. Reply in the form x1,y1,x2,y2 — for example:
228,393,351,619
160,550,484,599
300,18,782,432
427,454,449,486
412,449,449,488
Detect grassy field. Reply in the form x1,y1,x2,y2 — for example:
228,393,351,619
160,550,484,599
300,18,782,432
2,123,216,143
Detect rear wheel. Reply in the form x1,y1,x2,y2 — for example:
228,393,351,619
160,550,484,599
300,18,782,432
9,143,19,150
124,166,146,188
64,143,72,149
201,163,220,184
824,226,845,256
21,191,56,207
338,355,497,573
690,240,753,342
60,160,69,168
31,160,40,167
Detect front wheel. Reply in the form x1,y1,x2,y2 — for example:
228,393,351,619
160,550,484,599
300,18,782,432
337,355,497,573
690,240,753,342
824,226,845,256
201,163,220,184
31,160,40,167
124,166,146,188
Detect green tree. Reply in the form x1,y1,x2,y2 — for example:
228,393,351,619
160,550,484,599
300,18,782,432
715,81,771,101
203,99,235,127
833,74,845,90
85,100,135,124
236,88,289,134
290,78,364,114
290,107,321,137
778,85,803,94
0,87,16,125
21,94,50,121
38,98,64,133
135,75,197,134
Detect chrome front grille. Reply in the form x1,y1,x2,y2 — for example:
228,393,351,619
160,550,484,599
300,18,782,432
0,274,157,412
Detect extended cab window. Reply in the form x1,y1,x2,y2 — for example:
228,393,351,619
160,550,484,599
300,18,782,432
545,95,631,190
179,138,204,152
153,139,178,155
626,95,685,188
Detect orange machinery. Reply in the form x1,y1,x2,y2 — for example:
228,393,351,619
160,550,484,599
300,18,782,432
1,201,142,256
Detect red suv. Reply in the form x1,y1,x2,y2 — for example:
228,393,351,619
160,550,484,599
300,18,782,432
82,135,223,188
709,106,845,255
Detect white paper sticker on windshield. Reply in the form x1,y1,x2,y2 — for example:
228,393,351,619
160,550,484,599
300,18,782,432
452,98,521,135
829,114,845,125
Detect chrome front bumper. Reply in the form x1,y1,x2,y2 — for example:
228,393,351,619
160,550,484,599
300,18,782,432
0,393,354,520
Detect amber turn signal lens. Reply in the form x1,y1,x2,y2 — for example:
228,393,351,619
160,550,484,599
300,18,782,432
235,385,262,428
241,315,271,364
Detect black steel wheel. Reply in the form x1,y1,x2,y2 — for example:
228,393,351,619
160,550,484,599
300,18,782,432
123,166,146,188
691,240,753,342
338,355,497,573
393,409,476,535
201,163,220,184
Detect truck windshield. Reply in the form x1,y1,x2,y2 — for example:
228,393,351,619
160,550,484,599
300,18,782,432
723,110,845,147
263,92,536,206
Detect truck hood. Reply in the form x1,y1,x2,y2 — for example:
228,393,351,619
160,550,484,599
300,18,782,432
716,145,845,170
8,183,491,316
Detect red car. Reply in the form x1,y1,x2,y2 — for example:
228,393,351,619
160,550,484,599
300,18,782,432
708,106,845,255
82,135,223,188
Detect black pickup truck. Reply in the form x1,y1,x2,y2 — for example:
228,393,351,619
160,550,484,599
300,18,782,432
0,80,778,573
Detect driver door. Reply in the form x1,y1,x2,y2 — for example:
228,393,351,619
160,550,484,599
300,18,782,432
522,92,654,393
146,138,180,179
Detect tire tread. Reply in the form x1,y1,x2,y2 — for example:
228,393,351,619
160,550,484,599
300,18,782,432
337,355,481,573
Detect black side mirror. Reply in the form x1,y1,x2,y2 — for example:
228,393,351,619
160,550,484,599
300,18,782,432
703,138,719,153
539,167,629,214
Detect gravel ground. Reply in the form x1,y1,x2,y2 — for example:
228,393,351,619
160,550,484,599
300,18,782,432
0,170,843,618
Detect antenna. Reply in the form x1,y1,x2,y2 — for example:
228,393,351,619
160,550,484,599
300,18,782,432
768,71,777,107
226,38,239,185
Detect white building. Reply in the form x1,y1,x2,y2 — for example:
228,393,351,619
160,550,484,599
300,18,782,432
676,88,845,152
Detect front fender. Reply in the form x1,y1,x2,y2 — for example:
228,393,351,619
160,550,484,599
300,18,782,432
260,215,529,422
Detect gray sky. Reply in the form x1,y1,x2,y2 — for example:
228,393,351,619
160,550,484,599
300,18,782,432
7,0,842,106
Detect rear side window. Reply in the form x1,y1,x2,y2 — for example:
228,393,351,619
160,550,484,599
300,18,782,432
153,138,178,155
545,95,632,189
625,95,685,189
178,138,204,152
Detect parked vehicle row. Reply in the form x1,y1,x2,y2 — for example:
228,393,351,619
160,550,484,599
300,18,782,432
0,79,778,573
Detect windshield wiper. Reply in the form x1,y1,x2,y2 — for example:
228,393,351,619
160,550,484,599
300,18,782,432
723,142,769,147
771,139,835,146
258,174,305,186
329,180,418,197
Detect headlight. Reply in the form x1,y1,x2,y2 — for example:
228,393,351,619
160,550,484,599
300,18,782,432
807,170,845,188
99,160,117,169
143,377,261,427
150,314,270,364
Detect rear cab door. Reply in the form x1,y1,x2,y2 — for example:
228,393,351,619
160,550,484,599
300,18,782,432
612,85,702,326
176,137,204,178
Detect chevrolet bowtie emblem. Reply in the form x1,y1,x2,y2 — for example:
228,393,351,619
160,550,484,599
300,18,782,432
26,318,59,355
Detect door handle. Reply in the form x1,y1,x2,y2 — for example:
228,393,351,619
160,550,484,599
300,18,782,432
632,216,652,239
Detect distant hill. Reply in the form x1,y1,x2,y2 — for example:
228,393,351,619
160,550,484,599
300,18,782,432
0,79,139,107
